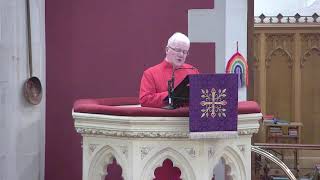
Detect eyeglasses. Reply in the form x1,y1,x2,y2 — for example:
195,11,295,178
168,46,189,55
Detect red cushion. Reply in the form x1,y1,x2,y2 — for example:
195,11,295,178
73,97,260,117
238,101,261,114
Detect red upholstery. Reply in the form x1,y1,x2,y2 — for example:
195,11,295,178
154,159,181,180
73,97,261,117
105,158,123,180
237,101,261,114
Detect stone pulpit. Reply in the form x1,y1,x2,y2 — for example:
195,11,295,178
72,97,261,180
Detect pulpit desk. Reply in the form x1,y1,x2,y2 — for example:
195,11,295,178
72,97,262,180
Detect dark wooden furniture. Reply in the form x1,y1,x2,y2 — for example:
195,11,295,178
253,143,320,179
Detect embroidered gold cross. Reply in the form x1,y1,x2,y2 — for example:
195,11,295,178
200,88,227,118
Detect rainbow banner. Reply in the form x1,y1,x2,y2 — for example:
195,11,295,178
225,51,248,88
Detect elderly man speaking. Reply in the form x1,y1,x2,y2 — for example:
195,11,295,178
139,32,199,108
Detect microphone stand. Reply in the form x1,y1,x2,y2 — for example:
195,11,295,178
165,66,196,110
167,67,176,109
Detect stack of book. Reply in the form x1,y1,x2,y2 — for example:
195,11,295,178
288,128,298,136
269,127,282,136
263,115,275,124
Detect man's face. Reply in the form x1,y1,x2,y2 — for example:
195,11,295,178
166,41,189,67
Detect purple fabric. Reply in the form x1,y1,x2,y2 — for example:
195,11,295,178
189,74,238,132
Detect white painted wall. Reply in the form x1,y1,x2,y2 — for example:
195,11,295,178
0,0,45,179
188,0,248,100
225,0,247,100
188,0,225,74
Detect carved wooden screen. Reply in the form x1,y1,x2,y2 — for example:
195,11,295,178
301,34,320,144
252,30,320,144
265,34,294,122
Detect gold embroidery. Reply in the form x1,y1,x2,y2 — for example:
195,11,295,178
200,88,227,118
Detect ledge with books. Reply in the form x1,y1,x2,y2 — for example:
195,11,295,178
263,117,302,144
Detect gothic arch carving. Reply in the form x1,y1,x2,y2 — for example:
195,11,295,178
301,47,320,67
88,145,127,180
141,147,196,180
301,33,320,53
266,47,293,68
209,145,247,180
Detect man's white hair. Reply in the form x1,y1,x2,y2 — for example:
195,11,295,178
167,32,190,47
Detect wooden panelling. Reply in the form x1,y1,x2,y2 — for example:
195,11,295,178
252,26,320,144
301,48,320,144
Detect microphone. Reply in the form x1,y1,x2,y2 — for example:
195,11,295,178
167,66,197,109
